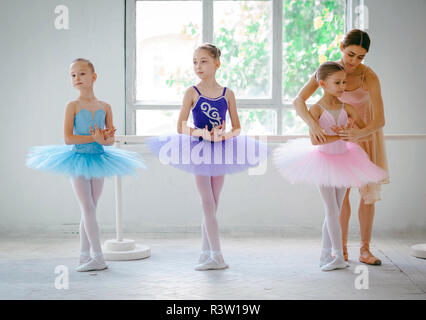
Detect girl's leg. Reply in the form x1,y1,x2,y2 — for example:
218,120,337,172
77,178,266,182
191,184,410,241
320,218,333,267
78,178,104,265
199,175,225,263
199,217,210,263
339,189,351,260
321,186,347,267
210,176,225,263
194,175,223,264
358,200,381,265
318,186,346,271
211,176,225,206
79,217,91,265
90,178,104,207
70,176,105,265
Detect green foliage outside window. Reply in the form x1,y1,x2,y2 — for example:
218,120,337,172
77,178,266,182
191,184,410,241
165,0,345,134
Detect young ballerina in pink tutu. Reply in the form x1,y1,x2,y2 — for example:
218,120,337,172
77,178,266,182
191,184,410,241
273,61,387,271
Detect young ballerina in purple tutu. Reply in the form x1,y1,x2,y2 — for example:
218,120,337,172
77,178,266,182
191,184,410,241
273,62,387,271
26,58,145,272
146,43,267,270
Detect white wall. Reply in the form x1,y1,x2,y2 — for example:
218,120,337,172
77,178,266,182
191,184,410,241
364,0,426,134
1,0,425,236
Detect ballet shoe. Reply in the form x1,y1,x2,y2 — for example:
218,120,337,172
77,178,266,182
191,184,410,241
79,255,91,266
198,251,211,264
359,244,381,266
320,256,347,272
75,258,108,272
194,258,228,271
319,249,333,267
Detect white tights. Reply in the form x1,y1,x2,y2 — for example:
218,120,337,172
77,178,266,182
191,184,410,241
70,176,105,264
318,186,347,261
194,175,225,264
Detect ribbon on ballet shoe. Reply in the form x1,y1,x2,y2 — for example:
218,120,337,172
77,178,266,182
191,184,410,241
343,244,348,261
359,243,381,265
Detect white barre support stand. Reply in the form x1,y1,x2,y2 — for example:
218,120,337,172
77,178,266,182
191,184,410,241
102,140,151,261
410,243,426,259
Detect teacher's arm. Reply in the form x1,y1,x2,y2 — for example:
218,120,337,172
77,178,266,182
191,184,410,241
339,68,385,142
292,73,326,143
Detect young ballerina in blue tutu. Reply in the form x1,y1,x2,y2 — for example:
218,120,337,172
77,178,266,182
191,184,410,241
146,44,267,270
26,58,145,272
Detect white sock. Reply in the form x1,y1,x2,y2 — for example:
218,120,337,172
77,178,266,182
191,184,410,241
199,250,211,264
93,252,105,265
321,252,347,271
320,247,333,267
79,251,91,265
211,250,225,264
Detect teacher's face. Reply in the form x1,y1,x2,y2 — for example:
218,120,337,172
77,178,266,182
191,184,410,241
340,44,367,73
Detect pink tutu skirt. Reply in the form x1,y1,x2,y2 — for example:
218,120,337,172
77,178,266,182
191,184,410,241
272,138,388,188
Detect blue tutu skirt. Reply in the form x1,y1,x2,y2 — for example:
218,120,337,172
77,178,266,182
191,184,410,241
26,144,146,179
146,134,268,176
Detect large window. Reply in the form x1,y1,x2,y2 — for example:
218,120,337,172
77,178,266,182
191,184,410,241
126,0,350,136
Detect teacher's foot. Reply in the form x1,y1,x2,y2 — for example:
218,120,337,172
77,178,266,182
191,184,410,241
359,244,381,265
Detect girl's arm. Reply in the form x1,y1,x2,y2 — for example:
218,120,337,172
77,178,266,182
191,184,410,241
64,101,96,145
308,105,341,146
293,73,327,143
215,89,241,141
338,68,385,141
177,87,209,139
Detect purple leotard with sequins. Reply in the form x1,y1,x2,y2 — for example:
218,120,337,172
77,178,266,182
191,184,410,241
192,86,228,131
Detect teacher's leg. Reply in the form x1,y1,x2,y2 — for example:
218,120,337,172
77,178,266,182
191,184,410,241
339,188,351,261
358,183,382,265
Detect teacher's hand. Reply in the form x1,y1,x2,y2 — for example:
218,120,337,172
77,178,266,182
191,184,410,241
337,127,363,142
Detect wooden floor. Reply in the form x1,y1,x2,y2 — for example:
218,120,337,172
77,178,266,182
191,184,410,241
0,232,425,300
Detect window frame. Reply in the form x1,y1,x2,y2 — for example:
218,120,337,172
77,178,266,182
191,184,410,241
125,0,361,135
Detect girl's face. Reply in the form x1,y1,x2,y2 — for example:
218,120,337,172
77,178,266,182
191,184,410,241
340,44,367,73
69,61,96,89
320,71,346,97
193,49,220,80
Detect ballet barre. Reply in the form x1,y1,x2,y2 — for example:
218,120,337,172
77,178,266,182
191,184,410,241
102,138,151,261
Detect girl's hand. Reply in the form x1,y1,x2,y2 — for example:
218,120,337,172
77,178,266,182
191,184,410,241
103,126,117,138
330,124,348,134
212,134,225,142
212,121,225,140
330,125,340,134
89,124,106,144
201,125,213,141
212,128,224,142
104,135,115,145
